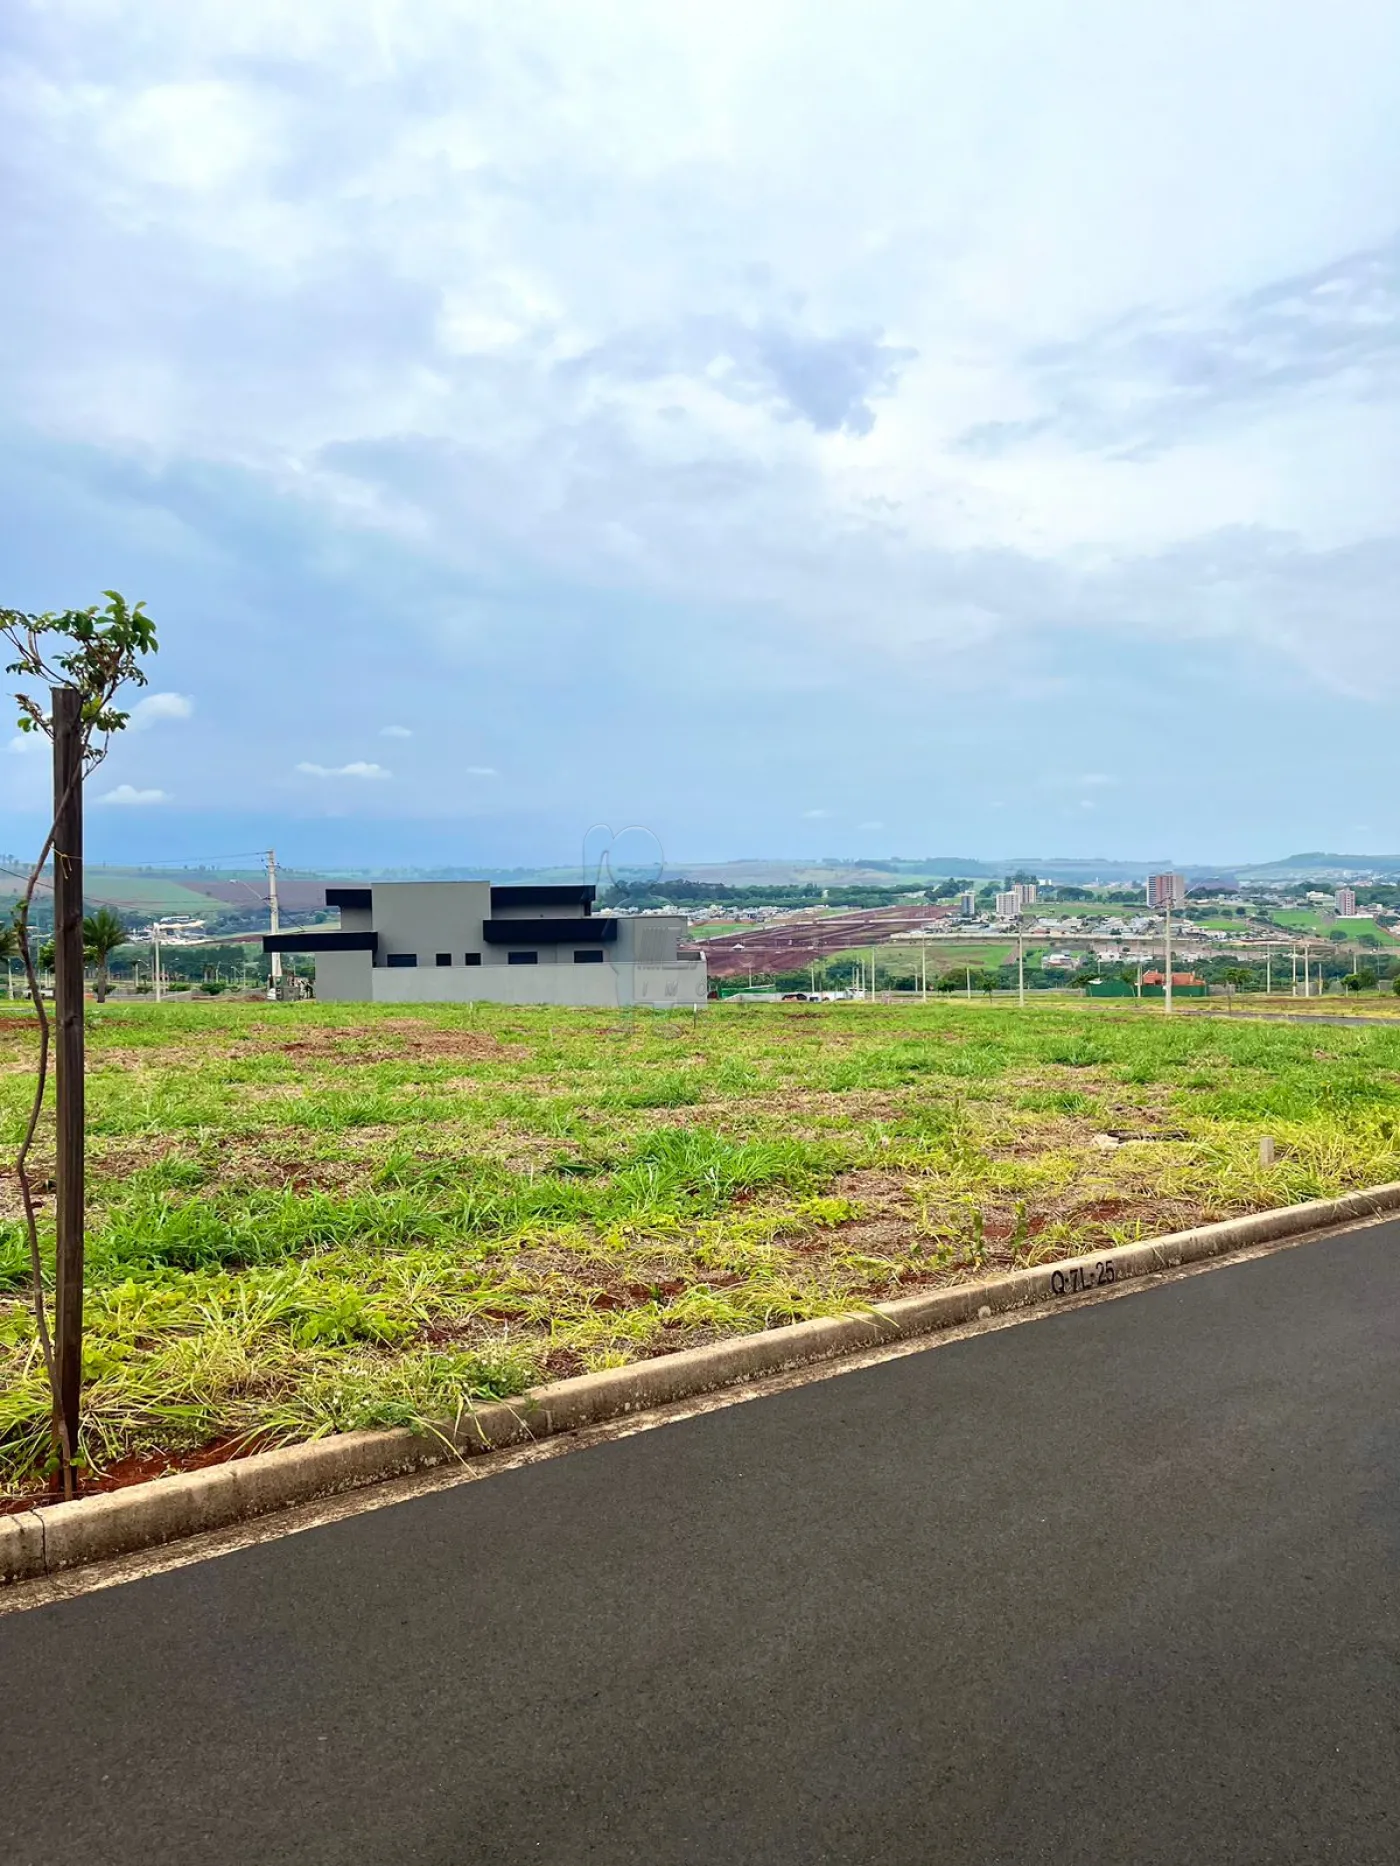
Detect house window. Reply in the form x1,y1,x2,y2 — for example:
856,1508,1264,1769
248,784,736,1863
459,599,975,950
386,953,417,969
507,951,538,965
463,953,481,966
574,950,604,964
436,953,452,967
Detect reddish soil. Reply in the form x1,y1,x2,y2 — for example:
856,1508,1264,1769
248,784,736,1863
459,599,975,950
0,1434,269,1515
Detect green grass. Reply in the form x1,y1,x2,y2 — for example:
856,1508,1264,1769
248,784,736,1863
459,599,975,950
0,869,224,916
1021,901,1136,919
1267,909,1331,934
1337,917,1400,945
4,997,1400,1494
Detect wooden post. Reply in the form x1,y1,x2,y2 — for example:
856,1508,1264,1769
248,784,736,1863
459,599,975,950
52,685,84,1492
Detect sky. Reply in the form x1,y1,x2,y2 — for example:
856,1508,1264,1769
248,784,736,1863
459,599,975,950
2,0,1399,872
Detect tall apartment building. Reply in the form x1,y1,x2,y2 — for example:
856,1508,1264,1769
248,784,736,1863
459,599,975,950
1335,887,1357,917
995,883,1036,919
1147,872,1187,910
956,889,977,918
265,882,707,1007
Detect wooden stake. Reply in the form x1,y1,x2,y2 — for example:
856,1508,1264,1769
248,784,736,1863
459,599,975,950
52,685,84,1493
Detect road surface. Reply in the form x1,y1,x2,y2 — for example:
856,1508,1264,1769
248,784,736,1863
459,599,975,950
3,1220,1399,1864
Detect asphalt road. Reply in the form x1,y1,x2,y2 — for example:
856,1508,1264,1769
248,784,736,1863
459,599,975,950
4,1223,1399,1866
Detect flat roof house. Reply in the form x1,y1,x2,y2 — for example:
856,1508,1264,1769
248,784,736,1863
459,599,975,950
264,882,707,1008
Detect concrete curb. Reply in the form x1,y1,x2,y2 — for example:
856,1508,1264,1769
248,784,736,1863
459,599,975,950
5,1179,1400,1585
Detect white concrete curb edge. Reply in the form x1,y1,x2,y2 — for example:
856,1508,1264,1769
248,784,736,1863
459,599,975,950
5,1179,1400,1585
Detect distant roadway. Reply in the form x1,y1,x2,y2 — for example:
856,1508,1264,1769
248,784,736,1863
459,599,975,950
3,1218,1398,1864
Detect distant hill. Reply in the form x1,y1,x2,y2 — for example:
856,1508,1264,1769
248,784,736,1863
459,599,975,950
1236,853,1400,880
4,851,1396,921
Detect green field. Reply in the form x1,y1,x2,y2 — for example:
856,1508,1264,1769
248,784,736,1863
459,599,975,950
1267,909,1331,933
5,997,1400,1497
0,868,226,916
1338,916,1400,944
1262,909,1397,946
840,941,1016,972
1023,901,1137,919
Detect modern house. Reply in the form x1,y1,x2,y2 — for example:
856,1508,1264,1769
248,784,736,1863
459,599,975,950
263,882,707,1007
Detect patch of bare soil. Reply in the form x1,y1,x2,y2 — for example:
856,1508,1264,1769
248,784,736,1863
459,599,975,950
638,1087,914,1131
247,1022,528,1066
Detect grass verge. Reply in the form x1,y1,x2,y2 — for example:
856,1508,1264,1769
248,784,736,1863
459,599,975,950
3,997,1399,1495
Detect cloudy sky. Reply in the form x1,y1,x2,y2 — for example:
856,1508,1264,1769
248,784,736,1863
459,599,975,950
3,0,1398,870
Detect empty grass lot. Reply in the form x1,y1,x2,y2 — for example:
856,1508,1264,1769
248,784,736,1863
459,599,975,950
4,996,1400,1496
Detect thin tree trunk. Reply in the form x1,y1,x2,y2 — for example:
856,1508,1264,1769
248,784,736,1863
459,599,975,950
52,686,85,1496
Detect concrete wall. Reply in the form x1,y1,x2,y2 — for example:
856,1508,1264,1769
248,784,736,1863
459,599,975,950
363,959,705,1008
315,950,375,1001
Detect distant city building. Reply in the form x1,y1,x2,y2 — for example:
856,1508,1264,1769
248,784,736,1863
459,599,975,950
1335,887,1357,917
1147,873,1187,909
957,889,977,918
264,882,706,1007
992,882,1037,920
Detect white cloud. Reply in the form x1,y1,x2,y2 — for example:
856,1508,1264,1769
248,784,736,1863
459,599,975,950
379,724,413,739
802,808,831,820
7,733,42,756
5,0,1398,698
296,760,391,779
98,784,171,806
129,691,194,729
464,765,498,777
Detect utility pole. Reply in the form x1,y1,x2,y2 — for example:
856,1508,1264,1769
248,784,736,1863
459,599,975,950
153,920,163,1002
965,963,972,1000
1164,897,1174,1016
1266,951,1271,995
921,942,928,1001
51,685,85,1492
267,847,282,991
1017,916,1025,1009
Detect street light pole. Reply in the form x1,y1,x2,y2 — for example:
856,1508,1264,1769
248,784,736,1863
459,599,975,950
1164,896,1174,1016
267,848,282,993
1017,916,1025,1009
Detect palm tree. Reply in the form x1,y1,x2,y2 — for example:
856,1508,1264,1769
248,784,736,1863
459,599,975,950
83,907,129,1003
